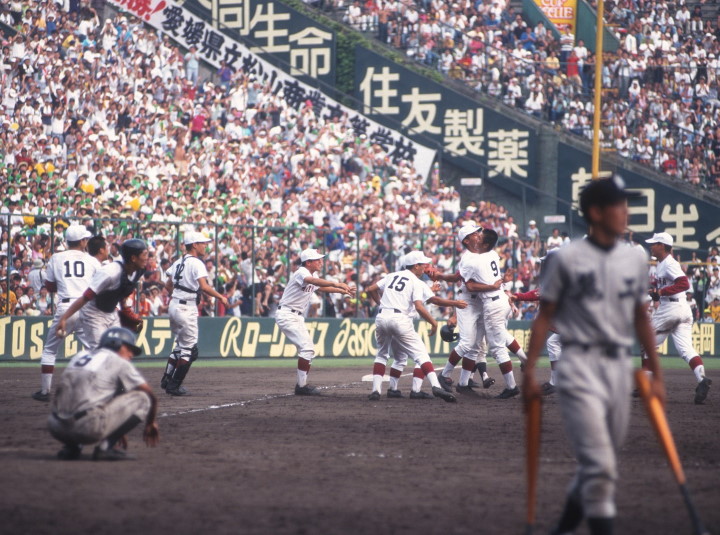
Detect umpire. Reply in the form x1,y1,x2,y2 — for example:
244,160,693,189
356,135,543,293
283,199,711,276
48,327,160,461
523,176,666,535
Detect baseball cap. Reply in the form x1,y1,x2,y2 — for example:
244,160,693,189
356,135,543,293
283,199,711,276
300,248,325,262
580,176,641,214
458,225,481,242
65,225,92,242
184,231,211,245
645,232,674,247
529,220,536,225
32,258,44,268
404,250,432,266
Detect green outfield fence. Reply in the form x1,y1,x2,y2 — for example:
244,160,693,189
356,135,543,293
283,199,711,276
1,317,717,361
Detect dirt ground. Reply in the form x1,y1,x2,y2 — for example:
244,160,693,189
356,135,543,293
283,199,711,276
1,364,718,535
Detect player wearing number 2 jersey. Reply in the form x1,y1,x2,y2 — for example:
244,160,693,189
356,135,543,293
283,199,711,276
366,251,458,403
161,231,229,396
32,225,96,402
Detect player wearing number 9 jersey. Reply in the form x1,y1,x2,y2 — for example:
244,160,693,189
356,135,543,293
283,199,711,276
32,225,96,402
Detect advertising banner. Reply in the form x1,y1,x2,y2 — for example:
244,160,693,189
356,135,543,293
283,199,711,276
532,0,577,34
354,47,539,189
1,317,716,361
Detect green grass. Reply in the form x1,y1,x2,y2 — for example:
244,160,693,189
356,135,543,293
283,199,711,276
2,356,718,369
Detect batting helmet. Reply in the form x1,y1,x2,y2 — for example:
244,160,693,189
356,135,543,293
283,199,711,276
120,238,147,263
98,327,142,356
440,324,459,343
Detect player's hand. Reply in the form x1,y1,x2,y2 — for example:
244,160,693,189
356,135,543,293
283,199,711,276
492,279,503,290
508,294,517,304
447,315,457,328
454,300,468,309
430,281,441,293
143,422,160,447
651,377,667,407
426,266,439,281
503,268,515,283
56,319,67,338
220,296,229,307
428,322,438,337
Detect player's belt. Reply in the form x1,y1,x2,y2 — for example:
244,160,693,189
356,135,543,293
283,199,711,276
660,297,679,302
278,305,303,315
61,298,72,303
173,297,192,305
380,308,402,313
563,342,630,359
52,409,88,421
458,290,477,298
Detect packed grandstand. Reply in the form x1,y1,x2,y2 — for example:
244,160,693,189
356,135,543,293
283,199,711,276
1,0,720,323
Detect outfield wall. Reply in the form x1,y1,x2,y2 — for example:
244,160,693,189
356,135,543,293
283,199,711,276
0,317,717,361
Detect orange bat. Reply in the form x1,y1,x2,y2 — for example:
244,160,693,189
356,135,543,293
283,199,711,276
524,393,542,535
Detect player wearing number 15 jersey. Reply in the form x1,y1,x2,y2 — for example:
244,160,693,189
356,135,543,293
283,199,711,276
32,225,96,402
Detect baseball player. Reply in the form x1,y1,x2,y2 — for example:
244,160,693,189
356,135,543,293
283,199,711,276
87,234,109,269
524,177,666,535
32,225,95,402
276,248,354,395
48,327,159,461
466,228,523,398
161,231,229,396
645,232,712,404
366,250,458,402
370,265,468,399
56,239,148,350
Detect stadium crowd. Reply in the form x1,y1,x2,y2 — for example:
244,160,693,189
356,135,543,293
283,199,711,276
1,1,719,322
339,0,720,189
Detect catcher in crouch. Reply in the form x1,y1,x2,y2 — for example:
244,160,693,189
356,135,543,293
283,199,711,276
56,239,149,350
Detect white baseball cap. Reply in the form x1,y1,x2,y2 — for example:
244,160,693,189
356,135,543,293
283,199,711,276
300,248,325,263
458,225,481,242
403,250,432,266
529,220,537,225
65,225,93,242
645,232,674,247
184,231,212,245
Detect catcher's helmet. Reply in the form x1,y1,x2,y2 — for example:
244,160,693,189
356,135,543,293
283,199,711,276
120,238,147,263
440,324,459,343
99,327,142,356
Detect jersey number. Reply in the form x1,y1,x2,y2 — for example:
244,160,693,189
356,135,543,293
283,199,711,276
490,261,499,277
174,263,185,283
387,276,409,292
63,260,85,278
74,355,92,367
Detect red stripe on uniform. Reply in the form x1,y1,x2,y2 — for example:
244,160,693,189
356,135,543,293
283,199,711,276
689,356,703,370
499,361,513,375
373,363,386,376
420,362,435,376
389,368,402,378
413,368,425,379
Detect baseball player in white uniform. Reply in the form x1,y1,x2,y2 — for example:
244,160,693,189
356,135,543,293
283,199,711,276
366,251,458,402
161,231,229,396
276,248,354,395
56,239,148,350
645,231,712,404
48,327,159,461
370,258,468,399
32,225,95,402
524,177,666,535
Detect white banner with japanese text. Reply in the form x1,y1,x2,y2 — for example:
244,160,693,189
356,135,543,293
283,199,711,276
107,0,437,178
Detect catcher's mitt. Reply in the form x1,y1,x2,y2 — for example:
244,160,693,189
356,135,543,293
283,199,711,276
119,307,144,333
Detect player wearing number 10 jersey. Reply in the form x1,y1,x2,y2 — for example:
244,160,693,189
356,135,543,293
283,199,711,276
32,226,96,402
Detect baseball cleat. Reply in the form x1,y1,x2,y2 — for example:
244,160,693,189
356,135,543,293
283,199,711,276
437,373,453,393
495,386,520,399
368,391,381,401
295,384,322,396
92,446,135,461
386,389,403,398
57,444,82,460
541,382,557,395
32,391,50,402
432,386,457,403
468,378,481,388
482,377,496,389
455,384,475,393
694,377,712,405
166,385,189,396
409,390,434,399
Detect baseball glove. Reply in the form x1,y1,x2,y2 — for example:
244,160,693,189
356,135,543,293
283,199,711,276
119,307,144,333
440,324,459,343
648,290,660,302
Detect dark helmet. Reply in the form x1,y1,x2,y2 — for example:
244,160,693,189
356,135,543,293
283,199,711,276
120,238,147,263
98,327,142,355
440,324,459,343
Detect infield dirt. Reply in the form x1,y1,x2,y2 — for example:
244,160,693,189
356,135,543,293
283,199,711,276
1,364,718,535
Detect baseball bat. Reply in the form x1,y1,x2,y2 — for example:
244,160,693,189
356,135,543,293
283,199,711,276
524,393,542,535
634,370,709,535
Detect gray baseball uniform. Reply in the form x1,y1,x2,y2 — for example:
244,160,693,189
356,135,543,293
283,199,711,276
541,238,648,518
48,347,151,447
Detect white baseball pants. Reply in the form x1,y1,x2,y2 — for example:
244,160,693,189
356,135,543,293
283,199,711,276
275,310,314,361
41,303,91,366
169,299,199,358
